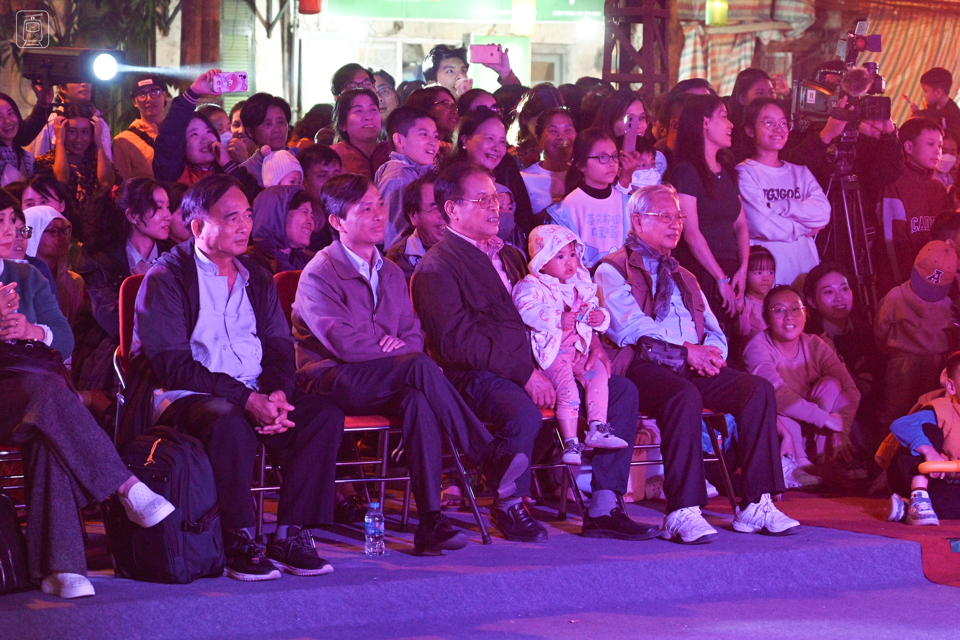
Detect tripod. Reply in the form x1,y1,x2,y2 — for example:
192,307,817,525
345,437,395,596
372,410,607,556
820,130,879,312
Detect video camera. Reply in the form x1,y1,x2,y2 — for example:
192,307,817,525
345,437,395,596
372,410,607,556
790,21,891,131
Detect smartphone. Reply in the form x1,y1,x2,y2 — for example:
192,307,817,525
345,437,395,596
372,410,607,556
623,114,640,155
213,72,249,94
469,44,502,66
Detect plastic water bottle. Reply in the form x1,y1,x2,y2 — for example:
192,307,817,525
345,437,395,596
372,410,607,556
364,502,385,556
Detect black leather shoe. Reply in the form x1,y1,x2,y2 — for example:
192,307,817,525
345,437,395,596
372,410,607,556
480,446,528,500
414,512,468,555
490,502,548,542
582,507,660,541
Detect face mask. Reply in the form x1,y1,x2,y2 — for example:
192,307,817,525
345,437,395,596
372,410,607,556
631,167,661,189
937,153,957,174
497,210,516,239
219,131,233,147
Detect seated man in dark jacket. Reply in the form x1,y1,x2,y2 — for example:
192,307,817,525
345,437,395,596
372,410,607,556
412,161,657,543
293,173,525,555
133,175,345,582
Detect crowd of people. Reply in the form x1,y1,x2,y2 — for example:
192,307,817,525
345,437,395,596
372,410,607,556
4,43,960,599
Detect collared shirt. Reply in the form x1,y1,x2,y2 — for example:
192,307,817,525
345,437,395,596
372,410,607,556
404,231,427,268
341,243,384,306
594,252,728,359
448,227,512,293
126,239,160,275
152,245,263,417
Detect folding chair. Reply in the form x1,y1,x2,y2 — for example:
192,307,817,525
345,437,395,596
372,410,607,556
273,271,413,531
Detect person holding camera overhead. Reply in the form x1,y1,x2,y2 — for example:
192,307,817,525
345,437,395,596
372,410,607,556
781,66,903,291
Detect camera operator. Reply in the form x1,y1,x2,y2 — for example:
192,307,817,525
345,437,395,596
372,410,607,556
782,67,903,292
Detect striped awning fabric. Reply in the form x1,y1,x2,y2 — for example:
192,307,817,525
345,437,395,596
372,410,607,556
859,6,960,125
677,0,815,92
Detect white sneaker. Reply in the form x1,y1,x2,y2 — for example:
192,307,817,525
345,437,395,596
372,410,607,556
41,572,95,599
782,455,821,489
119,481,176,528
660,506,718,544
705,479,719,499
733,494,800,535
887,493,906,523
584,423,629,449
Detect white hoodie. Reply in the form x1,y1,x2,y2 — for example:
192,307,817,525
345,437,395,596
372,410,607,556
737,159,831,287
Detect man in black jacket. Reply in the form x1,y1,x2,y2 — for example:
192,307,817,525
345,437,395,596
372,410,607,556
412,162,658,543
133,175,344,582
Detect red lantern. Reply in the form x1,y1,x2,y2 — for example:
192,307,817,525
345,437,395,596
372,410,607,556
299,0,321,14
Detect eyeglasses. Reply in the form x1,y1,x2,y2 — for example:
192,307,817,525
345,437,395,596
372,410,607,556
639,211,686,225
16,225,32,239
496,193,515,207
587,153,620,165
432,100,458,112
134,88,163,101
375,86,396,98
770,304,805,318
344,80,374,91
43,225,72,238
457,194,499,209
759,120,792,131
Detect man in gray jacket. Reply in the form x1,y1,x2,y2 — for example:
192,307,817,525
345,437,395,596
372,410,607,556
292,173,526,555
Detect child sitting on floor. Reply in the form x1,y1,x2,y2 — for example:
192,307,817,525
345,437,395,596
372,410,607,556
875,240,958,428
887,350,960,526
743,286,861,488
512,225,628,464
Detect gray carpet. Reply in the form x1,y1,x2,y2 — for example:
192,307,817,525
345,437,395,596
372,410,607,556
0,501,951,640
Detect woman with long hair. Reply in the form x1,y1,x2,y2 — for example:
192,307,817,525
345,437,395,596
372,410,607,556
668,93,750,333
591,88,666,183
728,68,775,160
75,178,174,394
152,70,257,194
0,92,35,186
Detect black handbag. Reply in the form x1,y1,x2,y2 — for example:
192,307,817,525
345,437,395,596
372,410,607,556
0,340,64,377
634,336,688,374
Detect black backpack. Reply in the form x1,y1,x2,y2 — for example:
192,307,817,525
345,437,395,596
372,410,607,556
103,427,225,584
0,490,33,594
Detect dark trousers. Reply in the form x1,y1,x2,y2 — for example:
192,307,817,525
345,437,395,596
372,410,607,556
160,393,344,531
316,353,494,514
889,423,960,519
625,361,783,513
449,370,639,498
0,372,130,579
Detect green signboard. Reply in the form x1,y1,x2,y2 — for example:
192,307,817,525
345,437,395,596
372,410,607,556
327,0,603,22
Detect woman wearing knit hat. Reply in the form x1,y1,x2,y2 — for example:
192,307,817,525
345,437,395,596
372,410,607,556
876,240,959,427
247,185,315,274
261,145,304,187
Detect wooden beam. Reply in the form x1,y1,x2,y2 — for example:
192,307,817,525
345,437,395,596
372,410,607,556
705,20,792,35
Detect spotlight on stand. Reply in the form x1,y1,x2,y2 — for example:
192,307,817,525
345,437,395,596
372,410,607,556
21,48,125,85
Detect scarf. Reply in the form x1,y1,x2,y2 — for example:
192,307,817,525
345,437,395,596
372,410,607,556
624,231,680,322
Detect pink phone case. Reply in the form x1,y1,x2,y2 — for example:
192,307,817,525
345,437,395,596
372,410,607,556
469,44,502,65
213,72,249,94
623,114,639,154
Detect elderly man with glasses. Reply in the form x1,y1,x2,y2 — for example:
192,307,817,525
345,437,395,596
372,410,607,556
413,161,656,544
594,184,800,545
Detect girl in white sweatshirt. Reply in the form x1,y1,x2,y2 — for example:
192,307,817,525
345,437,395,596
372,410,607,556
736,98,831,287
